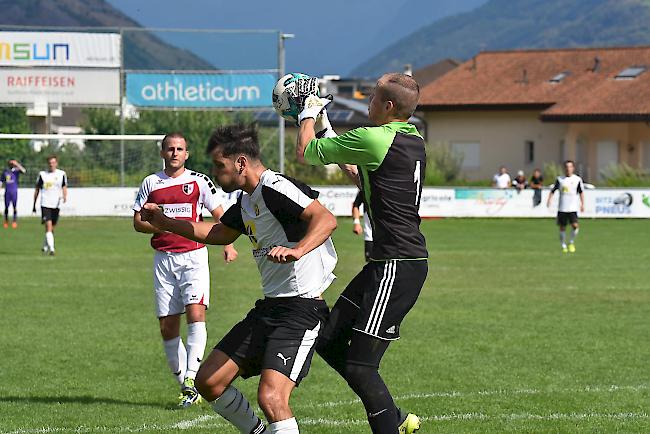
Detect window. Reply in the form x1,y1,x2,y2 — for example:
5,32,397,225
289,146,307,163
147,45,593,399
451,142,480,169
549,71,570,83
615,66,646,80
525,140,535,163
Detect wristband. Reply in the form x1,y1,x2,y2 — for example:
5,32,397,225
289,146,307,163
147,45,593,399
353,218,360,225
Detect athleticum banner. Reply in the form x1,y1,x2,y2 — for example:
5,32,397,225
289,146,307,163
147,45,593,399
126,73,275,108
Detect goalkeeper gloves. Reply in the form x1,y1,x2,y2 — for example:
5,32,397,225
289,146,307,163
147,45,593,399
315,108,337,138
298,94,332,125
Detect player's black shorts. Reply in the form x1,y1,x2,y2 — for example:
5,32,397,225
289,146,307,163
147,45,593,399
41,207,60,225
215,296,329,386
557,211,578,226
336,259,428,341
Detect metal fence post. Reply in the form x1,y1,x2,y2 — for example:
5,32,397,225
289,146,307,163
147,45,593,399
119,27,125,187
277,33,294,174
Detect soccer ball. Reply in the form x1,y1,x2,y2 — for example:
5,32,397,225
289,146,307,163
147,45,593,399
272,73,320,123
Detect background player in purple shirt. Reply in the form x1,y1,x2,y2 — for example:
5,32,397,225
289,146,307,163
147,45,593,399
2,159,26,228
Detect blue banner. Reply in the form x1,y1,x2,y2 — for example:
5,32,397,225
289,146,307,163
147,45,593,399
126,73,275,108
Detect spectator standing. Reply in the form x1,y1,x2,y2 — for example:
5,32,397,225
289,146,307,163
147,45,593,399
530,168,544,207
492,166,511,189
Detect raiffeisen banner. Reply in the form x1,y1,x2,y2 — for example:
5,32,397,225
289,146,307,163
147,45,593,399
0,69,120,104
126,73,275,108
0,31,120,68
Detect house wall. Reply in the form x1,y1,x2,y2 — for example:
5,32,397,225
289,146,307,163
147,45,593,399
421,110,567,181
422,110,650,183
565,122,650,181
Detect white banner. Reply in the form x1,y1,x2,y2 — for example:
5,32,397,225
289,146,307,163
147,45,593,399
0,32,120,68
5,187,650,218
0,69,120,104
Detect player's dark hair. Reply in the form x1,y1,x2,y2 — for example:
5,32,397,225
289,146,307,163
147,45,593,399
377,73,420,119
564,160,575,166
47,155,57,161
161,132,186,150
206,123,260,160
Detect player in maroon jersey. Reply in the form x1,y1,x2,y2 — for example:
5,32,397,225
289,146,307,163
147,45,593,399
133,132,237,408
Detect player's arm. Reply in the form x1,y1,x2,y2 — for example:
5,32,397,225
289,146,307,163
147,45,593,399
210,205,238,262
352,192,363,235
140,203,241,245
352,204,363,235
267,200,337,263
546,179,560,207
61,173,68,203
32,174,43,212
14,161,26,173
133,211,164,234
298,124,387,172
578,180,585,212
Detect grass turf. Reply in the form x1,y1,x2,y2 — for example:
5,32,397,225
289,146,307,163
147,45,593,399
0,217,648,433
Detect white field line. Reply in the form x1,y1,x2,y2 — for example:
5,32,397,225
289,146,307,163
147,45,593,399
6,412,648,434
294,383,650,410
2,383,648,434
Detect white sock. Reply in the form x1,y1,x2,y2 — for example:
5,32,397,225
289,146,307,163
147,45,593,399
269,417,299,434
210,386,267,434
185,321,207,380
570,228,579,244
163,336,187,385
559,231,566,247
42,237,49,252
45,231,54,251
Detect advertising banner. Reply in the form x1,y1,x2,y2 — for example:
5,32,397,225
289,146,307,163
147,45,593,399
6,187,650,218
126,73,275,108
0,69,120,105
0,31,120,68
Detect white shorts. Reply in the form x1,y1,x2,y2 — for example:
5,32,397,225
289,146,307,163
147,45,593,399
153,247,210,318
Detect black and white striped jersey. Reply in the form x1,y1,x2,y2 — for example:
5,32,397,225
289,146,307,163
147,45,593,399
220,169,338,298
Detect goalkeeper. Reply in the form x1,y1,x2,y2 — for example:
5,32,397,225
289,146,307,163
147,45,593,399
294,73,428,434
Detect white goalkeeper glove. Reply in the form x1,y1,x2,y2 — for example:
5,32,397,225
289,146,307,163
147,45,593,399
315,108,337,138
298,94,332,125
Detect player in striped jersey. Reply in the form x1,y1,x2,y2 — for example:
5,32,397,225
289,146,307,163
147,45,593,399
140,124,337,434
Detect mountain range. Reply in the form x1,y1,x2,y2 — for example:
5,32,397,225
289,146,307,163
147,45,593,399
352,0,650,77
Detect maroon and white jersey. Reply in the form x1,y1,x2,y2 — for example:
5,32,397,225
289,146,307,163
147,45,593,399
133,169,221,253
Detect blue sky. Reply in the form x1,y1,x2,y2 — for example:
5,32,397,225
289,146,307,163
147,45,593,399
107,0,486,76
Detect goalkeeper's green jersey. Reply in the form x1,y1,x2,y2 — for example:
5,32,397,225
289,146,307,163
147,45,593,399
304,121,428,260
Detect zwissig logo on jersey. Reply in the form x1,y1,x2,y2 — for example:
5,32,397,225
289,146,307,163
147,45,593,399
161,203,192,218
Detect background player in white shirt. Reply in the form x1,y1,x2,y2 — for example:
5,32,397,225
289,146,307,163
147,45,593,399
547,160,585,253
133,132,238,408
32,155,67,255
140,124,338,434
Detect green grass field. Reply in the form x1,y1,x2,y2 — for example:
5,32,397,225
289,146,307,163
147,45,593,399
1,217,649,433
